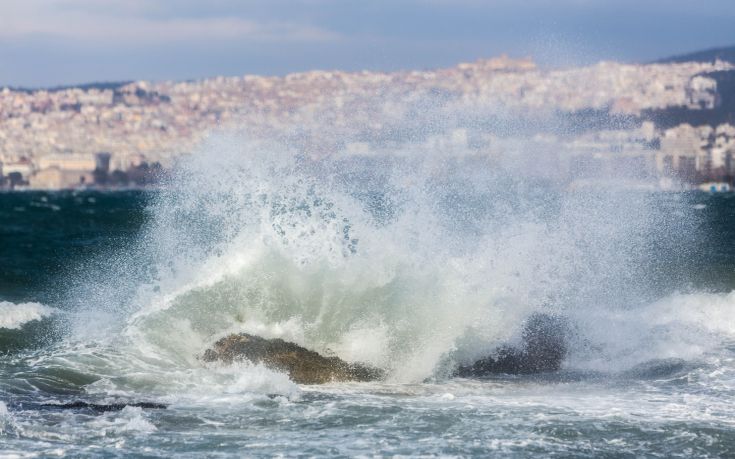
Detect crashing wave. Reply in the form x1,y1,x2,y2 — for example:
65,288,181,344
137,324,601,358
0,301,57,330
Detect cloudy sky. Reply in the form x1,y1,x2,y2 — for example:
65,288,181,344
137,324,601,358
1,0,733,87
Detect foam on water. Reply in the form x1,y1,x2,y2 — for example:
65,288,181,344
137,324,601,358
0,401,10,434
568,290,735,372
0,302,57,330
88,406,157,435
0,401,21,438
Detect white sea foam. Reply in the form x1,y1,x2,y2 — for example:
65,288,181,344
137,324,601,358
0,401,8,421
88,406,157,435
568,290,735,372
0,301,57,329
0,401,17,436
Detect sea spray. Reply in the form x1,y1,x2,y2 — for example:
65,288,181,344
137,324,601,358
50,132,713,387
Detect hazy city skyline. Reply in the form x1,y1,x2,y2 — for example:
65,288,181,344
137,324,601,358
1,0,734,87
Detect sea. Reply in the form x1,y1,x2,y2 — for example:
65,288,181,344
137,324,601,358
1,145,734,457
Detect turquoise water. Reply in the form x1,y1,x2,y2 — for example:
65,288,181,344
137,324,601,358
1,155,735,457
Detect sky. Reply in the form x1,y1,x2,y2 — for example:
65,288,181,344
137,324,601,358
1,0,734,87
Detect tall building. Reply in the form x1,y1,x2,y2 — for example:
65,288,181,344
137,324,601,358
95,152,111,173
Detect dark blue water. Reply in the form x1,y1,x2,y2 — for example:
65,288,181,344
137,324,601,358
0,191,151,304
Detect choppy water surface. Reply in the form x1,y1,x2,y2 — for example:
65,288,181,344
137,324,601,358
1,147,734,457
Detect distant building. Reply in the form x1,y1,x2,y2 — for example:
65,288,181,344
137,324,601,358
687,75,719,109
127,153,146,169
658,124,710,180
95,152,112,173
29,167,93,190
38,154,96,171
2,159,35,181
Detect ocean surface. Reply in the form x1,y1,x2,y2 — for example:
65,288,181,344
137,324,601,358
1,150,735,457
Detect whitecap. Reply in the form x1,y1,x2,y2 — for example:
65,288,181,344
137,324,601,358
88,406,157,435
0,401,16,435
567,290,735,372
0,301,58,329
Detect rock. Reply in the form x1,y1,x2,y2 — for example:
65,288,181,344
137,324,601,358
620,358,688,380
41,401,167,412
201,333,385,384
454,313,568,377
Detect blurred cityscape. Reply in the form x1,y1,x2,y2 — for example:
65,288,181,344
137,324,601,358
1,53,735,191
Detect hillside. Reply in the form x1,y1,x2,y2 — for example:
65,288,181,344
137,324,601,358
657,46,735,64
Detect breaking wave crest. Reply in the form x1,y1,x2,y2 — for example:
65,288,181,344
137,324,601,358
43,134,732,393
0,301,57,330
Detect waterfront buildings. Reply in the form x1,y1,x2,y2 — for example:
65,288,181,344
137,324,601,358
1,56,734,189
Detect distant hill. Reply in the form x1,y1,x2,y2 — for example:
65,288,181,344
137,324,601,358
656,46,735,64
6,81,132,94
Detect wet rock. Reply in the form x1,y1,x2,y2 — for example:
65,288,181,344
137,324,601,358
454,313,568,377
620,358,689,380
201,333,385,384
41,401,167,412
